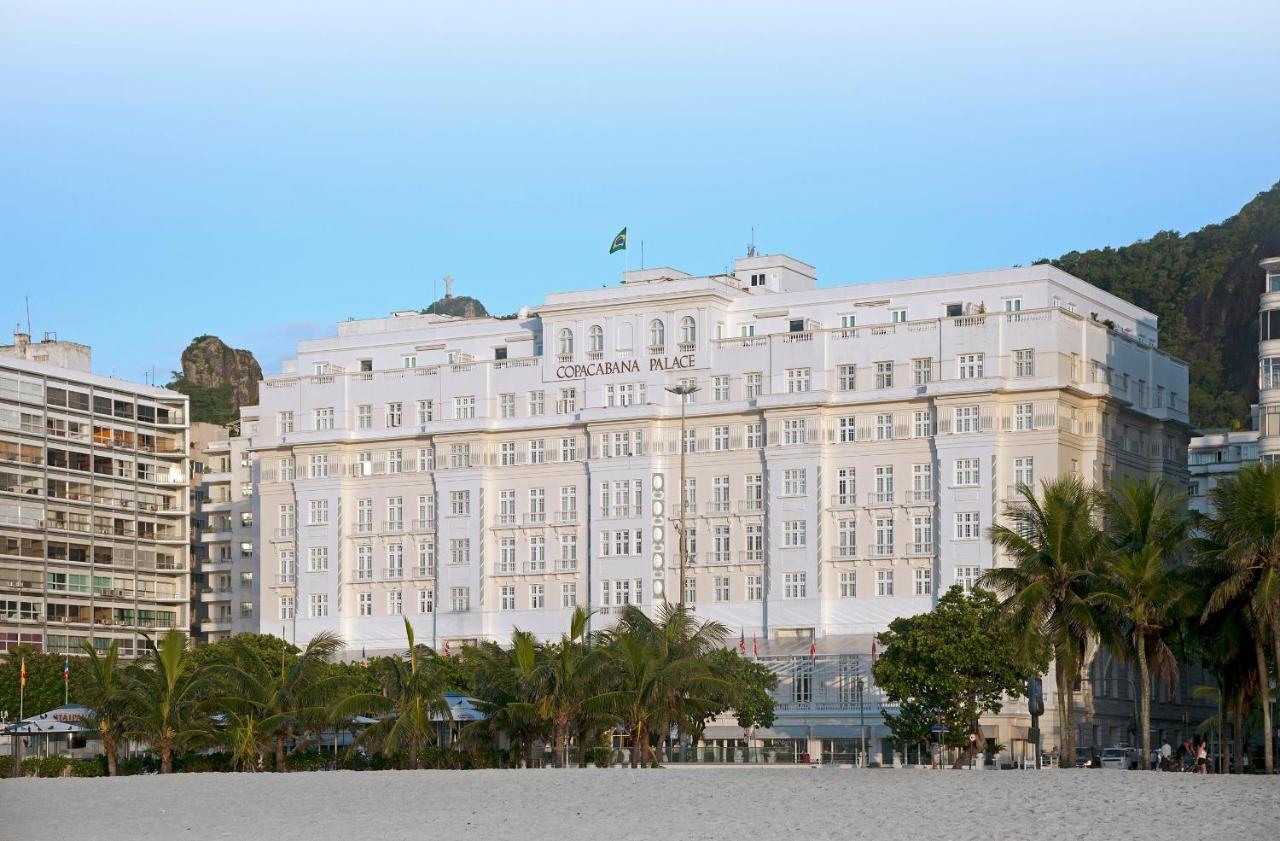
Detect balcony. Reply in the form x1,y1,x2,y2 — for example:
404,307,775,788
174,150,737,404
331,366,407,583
555,559,578,572
274,574,296,587
705,501,732,515
383,568,404,581
738,500,764,515
200,618,232,634
496,513,517,526
833,546,858,560
868,492,895,506
867,544,894,559
411,518,434,531
907,543,934,557
354,570,373,582
200,588,232,603
829,494,857,509
410,565,436,579
381,521,405,534
737,551,764,564
272,528,295,541
907,490,934,505
554,510,577,524
523,512,547,525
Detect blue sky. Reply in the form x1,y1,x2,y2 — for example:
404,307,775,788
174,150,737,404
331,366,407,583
3,0,1278,378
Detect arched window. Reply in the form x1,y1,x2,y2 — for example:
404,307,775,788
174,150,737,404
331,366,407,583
680,316,697,345
648,319,665,350
588,325,604,353
558,328,574,357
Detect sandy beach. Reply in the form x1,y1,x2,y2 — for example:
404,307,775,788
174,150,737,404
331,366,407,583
2,767,1276,841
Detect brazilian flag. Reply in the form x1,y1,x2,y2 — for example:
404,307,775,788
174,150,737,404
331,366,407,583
609,227,627,254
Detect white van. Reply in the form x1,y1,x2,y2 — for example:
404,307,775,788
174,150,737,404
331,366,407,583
1099,747,1139,769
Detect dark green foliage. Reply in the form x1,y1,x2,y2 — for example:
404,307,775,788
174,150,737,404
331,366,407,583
166,373,239,425
422,295,489,318
873,587,1045,749
1042,181,1280,428
705,648,778,731
0,645,82,718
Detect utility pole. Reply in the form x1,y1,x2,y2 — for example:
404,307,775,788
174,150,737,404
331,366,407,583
665,382,699,607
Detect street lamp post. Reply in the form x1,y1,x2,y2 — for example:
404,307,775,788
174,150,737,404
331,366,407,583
665,383,699,608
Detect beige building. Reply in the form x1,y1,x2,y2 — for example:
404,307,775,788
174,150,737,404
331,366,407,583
0,332,191,657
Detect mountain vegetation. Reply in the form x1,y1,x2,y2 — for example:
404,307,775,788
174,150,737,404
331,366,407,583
167,334,262,426
1042,181,1280,429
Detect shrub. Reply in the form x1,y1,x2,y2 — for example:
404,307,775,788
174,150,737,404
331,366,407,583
175,752,234,774
284,751,330,772
0,756,12,778
70,758,103,777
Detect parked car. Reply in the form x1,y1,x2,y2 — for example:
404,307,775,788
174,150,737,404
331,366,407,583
1074,747,1095,768
1099,747,1140,769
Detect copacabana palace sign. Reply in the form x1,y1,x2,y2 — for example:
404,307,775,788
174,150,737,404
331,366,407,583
555,354,696,379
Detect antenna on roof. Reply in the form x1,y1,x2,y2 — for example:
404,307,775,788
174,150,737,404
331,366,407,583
747,227,757,258
24,296,32,335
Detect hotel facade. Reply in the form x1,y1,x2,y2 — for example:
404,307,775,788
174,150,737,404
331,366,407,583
0,332,191,657
246,254,1191,665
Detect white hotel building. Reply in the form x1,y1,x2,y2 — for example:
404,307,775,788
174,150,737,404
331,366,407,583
246,253,1191,673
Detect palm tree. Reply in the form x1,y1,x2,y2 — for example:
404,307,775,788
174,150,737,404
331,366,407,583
465,633,545,767
1201,463,1280,774
1093,477,1190,769
532,607,600,767
356,619,453,769
982,475,1110,766
211,631,348,771
73,640,129,776
123,629,211,773
613,603,728,764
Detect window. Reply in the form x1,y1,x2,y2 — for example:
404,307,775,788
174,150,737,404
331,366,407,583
840,314,856,328
313,408,335,430
712,476,730,513
783,520,807,548
449,539,471,566
450,587,470,612
277,411,294,434
356,546,373,580
956,566,980,593
874,361,893,389
449,490,471,516
709,425,730,451
529,536,546,571
957,353,984,379
874,515,894,555
529,439,546,464
783,469,807,496
1013,349,1035,378
840,571,856,598
561,582,578,608
1014,456,1035,489
307,546,328,572
837,364,856,392
912,464,932,500
954,512,980,540
560,534,578,570
278,503,295,532
912,358,933,386
746,574,763,601
418,589,434,614
497,537,516,573
308,454,329,479
1263,358,1280,390
557,388,577,414
783,418,807,445
356,404,372,429
683,428,696,454
279,596,295,620
528,487,546,522
558,328,574,357
744,474,764,512
786,368,811,393
683,578,697,605
876,570,894,596
875,413,893,440
783,572,807,599
837,519,856,557
680,316,697,345
279,457,295,481
912,410,931,438
309,593,329,618
560,437,578,461
386,542,404,578
499,586,516,611
387,590,403,615
418,541,434,574
912,514,933,554
745,422,763,449
954,458,980,487
712,375,729,402
588,325,604,353
836,416,855,443
890,308,907,323
874,465,894,503
712,525,730,563
499,393,516,418
386,496,404,530
749,272,767,287
745,372,763,398
307,499,329,525
524,390,544,416
416,400,434,425
648,319,665,350
953,406,979,433
914,568,932,595
1015,403,1034,431
1003,297,1022,313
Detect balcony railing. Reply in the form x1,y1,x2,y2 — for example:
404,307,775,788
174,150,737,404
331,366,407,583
867,544,894,559
833,546,858,560
556,559,578,572
907,490,934,505
868,492,895,506
411,565,436,578
738,499,764,514
274,574,296,586
829,494,857,508
907,543,934,557
738,550,763,563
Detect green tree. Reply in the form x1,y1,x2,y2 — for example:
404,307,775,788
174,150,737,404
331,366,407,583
71,640,129,776
703,648,778,734
356,619,453,769
1094,477,1191,770
982,475,1109,764
123,630,211,773
531,607,600,767
873,586,1045,768
0,646,76,719
209,631,349,771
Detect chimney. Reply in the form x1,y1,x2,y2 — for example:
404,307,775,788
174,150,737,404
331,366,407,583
13,325,30,356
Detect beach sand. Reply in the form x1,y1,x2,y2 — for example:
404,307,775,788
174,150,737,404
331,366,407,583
2,767,1276,841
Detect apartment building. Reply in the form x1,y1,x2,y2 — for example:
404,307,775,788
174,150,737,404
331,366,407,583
191,423,259,642
0,332,191,657
241,254,1190,658
1187,256,1280,514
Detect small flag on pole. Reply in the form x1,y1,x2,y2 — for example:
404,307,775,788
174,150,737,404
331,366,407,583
752,634,758,658
609,227,627,254
20,656,26,689
63,660,70,683
809,640,817,663
739,630,746,656
871,639,878,664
